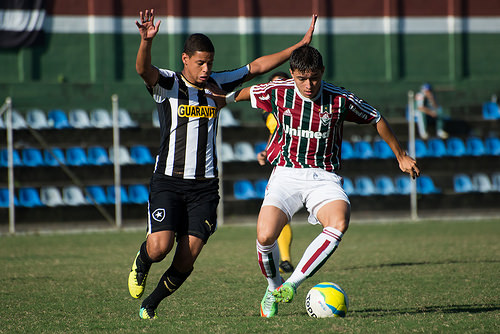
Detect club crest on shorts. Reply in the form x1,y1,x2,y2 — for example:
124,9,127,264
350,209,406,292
152,208,165,222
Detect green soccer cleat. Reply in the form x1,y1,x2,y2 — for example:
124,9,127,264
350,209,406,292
128,251,150,299
260,288,278,318
273,282,296,303
139,306,157,319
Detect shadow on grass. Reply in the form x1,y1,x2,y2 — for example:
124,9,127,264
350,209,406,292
343,259,500,271
353,304,500,317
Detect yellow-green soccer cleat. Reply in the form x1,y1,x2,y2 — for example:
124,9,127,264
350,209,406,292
260,288,278,318
139,306,157,319
128,251,149,299
273,282,296,303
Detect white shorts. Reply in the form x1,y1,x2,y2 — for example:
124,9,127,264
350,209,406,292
262,166,350,225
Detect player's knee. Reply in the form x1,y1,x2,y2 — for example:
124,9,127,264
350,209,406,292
147,239,172,262
257,232,277,246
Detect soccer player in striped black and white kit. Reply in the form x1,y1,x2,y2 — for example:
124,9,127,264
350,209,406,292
127,9,317,319
229,45,420,317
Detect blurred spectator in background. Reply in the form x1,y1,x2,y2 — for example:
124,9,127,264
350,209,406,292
415,83,449,140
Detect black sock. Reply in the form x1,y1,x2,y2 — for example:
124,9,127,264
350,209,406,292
142,265,193,309
137,241,153,272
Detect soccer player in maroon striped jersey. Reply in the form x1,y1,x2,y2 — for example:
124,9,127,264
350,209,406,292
228,45,420,317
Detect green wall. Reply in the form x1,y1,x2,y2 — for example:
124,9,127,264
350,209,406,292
1,32,499,121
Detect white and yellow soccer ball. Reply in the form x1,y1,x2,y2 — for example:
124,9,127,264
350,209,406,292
305,282,349,318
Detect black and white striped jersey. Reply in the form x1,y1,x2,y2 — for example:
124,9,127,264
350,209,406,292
148,65,249,179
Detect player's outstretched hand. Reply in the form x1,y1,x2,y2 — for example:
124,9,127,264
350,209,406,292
399,154,420,179
136,9,161,40
205,82,228,110
300,14,318,46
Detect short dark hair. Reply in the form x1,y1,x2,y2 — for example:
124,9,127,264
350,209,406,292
183,33,215,56
289,45,323,73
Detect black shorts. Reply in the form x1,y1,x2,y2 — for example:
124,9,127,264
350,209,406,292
147,173,220,243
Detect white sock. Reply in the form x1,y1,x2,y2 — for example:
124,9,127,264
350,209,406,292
256,240,282,290
287,226,343,288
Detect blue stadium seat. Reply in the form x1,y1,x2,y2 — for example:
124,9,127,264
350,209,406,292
40,186,64,207
373,140,394,159
353,141,374,159
22,148,44,167
106,185,130,204
9,110,28,129
342,177,356,196
233,180,257,200
427,138,447,157
18,187,43,207
118,109,138,128
90,109,113,128
491,173,500,192
87,146,111,165
43,148,66,166
355,176,376,196
485,137,500,156
85,185,108,205
417,175,440,194
465,137,486,156
66,147,88,166
446,137,466,157
48,109,71,129
414,139,428,158
69,109,91,129
152,109,160,128
220,142,235,162
471,173,493,193
482,101,500,120
395,176,412,195
341,141,354,160
62,186,88,206
0,188,18,207
130,145,155,164
254,179,268,199
233,142,256,161
254,141,268,155
453,174,473,193
0,149,23,167
128,184,149,204
375,175,396,195
26,109,50,129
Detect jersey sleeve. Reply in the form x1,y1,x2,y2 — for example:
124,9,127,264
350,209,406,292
210,65,250,93
343,90,381,124
147,68,176,104
249,83,273,113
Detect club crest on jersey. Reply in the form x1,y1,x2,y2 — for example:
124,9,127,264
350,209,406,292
319,110,332,125
178,105,217,118
152,208,165,222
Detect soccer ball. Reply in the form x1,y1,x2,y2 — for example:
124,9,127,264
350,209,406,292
305,282,349,318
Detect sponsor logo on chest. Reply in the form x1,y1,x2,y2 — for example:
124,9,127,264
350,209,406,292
178,105,217,118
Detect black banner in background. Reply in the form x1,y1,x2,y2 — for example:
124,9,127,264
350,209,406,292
0,0,46,48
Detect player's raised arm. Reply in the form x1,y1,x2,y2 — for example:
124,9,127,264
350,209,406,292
374,116,420,179
135,9,161,87
244,14,317,82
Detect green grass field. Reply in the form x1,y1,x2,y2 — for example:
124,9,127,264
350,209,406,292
1,219,499,333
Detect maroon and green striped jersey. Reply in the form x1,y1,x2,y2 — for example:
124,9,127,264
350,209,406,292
250,79,380,171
